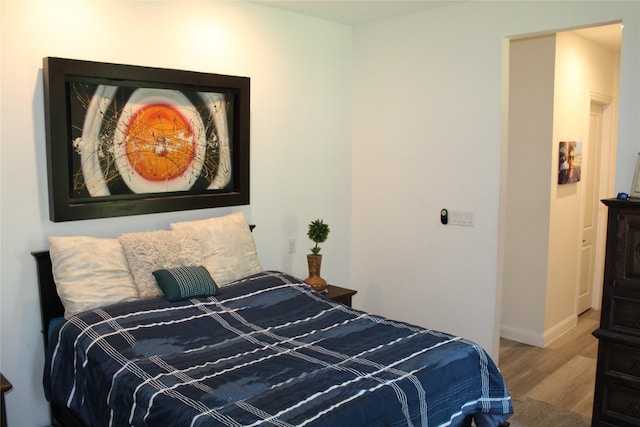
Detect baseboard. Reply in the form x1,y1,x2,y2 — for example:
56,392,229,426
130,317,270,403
501,314,577,348
500,325,545,347
542,314,577,346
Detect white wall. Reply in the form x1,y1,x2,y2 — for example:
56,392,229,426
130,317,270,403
351,1,639,357
502,35,556,343
0,2,352,426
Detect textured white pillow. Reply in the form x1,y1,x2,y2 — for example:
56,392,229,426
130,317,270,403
49,236,139,318
170,212,263,286
118,229,203,298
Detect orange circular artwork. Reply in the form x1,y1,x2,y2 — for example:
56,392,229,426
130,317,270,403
125,104,195,181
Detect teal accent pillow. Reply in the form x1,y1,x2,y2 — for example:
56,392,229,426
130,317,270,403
152,266,220,302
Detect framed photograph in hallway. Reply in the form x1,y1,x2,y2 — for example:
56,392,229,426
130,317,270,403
42,57,250,222
558,141,582,185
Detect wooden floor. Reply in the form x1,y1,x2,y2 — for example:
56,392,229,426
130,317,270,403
499,309,600,421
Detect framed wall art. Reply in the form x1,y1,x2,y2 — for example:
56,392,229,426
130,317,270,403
557,141,582,185
42,57,250,222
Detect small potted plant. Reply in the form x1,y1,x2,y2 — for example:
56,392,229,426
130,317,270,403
305,219,330,292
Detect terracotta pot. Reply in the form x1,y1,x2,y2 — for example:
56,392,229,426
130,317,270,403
304,254,327,292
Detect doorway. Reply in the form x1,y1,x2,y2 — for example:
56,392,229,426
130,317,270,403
500,22,621,347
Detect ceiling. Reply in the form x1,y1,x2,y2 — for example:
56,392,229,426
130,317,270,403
250,0,456,25
572,23,622,51
250,1,622,50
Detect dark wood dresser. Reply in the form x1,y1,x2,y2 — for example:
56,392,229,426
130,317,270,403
592,199,640,426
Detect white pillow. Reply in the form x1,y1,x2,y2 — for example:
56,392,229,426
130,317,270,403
118,229,203,298
170,212,263,286
49,236,139,318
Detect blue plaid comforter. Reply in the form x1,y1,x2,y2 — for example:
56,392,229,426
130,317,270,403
45,271,512,427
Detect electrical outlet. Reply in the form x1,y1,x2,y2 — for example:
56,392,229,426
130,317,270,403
288,238,296,253
449,210,475,227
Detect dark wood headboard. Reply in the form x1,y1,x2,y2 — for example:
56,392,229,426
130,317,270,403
32,250,87,427
32,250,63,349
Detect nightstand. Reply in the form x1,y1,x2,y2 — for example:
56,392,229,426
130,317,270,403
323,284,357,307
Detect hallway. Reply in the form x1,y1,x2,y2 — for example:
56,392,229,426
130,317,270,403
499,310,599,425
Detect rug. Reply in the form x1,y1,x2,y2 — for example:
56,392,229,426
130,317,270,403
507,396,591,427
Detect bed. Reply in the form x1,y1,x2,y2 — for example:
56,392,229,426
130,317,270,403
34,214,513,427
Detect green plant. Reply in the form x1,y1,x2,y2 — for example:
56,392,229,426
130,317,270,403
307,219,330,255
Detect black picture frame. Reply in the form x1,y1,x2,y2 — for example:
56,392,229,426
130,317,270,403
43,57,250,222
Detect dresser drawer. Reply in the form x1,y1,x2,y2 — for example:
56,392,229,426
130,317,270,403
599,381,640,425
604,341,640,381
615,213,640,286
610,296,640,336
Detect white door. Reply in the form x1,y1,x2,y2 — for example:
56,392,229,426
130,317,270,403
578,103,603,314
